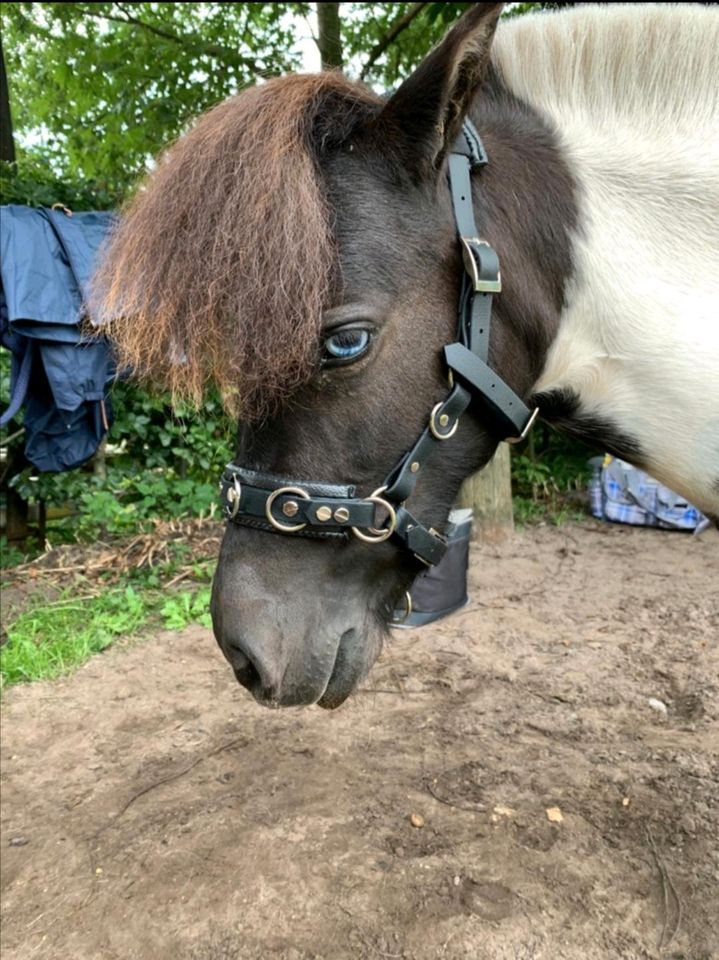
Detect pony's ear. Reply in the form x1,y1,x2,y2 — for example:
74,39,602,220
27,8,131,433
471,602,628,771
375,3,504,179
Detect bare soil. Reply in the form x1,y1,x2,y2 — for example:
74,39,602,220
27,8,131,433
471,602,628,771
1,522,718,960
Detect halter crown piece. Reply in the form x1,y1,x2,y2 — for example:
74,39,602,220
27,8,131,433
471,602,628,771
219,121,539,566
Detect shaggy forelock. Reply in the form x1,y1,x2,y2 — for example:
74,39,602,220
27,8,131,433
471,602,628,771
92,73,380,418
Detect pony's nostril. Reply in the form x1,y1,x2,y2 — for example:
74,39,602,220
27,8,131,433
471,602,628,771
233,657,261,693
225,642,274,699
226,646,259,687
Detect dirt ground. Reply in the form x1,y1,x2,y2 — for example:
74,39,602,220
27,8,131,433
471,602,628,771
1,522,718,960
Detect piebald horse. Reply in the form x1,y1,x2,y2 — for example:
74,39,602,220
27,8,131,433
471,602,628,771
95,3,719,708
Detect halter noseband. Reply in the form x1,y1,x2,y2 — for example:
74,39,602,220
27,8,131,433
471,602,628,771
219,120,539,566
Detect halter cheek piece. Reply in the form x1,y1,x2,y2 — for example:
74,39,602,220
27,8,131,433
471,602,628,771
220,121,539,566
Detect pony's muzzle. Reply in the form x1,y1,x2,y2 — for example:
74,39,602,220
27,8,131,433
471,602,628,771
216,622,368,710
221,634,311,708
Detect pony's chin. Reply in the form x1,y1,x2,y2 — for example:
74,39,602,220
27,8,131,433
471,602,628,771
316,627,377,710
231,625,381,710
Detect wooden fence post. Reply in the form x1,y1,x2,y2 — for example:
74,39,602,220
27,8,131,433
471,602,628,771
456,444,514,539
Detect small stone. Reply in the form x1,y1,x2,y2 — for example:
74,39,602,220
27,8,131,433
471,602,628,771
546,807,564,823
453,875,461,886
622,797,631,807
410,813,424,829
647,697,668,714
9,836,29,847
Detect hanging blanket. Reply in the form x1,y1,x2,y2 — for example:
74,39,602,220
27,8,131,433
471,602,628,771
0,205,115,472
587,455,709,533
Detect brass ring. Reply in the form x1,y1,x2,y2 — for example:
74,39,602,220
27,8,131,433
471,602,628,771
265,486,310,533
391,591,413,624
430,402,459,441
351,486,397,544
225,475,242,519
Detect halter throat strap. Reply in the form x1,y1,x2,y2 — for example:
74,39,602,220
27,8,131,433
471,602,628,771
219,121,539,565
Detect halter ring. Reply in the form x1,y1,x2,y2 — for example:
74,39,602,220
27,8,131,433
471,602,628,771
430,402,459,441
352,487,397,544
265,486,310,533
391,591,413,624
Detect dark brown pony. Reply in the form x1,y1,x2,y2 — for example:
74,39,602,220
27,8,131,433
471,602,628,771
95,3,719,708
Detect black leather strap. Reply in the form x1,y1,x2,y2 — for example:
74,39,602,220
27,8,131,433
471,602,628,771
395,506,447,566
383,382,471,503
220,464,449,564
220,465,376,532
452,117,488,170
447,139,537,441
448,153,480,240
444,343,532,440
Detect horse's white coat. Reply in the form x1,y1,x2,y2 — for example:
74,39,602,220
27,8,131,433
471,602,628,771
493,4,719,512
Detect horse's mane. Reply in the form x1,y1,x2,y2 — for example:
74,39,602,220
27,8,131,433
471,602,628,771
92,73,380,418
492,4,719,133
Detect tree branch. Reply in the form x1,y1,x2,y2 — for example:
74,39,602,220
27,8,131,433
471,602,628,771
316,2,343,70
0,32,16,163
359,2,429,81
74,4,265,75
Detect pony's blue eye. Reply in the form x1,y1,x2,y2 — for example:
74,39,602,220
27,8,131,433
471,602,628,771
323,328,371,365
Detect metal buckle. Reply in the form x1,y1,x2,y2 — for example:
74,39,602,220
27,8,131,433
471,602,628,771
265,486,310,532
430,402,459,441
460,237,502,294
352,486,397,544
504,406,540,445
225,475,242,519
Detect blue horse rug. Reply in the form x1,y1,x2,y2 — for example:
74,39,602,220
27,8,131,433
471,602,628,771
1,205,115,472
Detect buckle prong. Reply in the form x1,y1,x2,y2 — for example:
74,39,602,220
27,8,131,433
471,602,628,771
505,406,540,445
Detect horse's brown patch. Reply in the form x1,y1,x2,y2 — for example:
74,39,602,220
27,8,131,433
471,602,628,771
91,73,380,418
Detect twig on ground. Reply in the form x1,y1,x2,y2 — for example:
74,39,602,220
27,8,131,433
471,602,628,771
645,824,683,951
425,777,487,813
107,735,249,825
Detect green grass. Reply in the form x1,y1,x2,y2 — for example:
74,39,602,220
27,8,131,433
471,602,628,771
513,494,588,527
0,536,42,570
0,584,213,692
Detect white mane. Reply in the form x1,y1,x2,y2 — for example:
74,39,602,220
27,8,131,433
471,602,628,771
493,5,719,513
492,4,718,134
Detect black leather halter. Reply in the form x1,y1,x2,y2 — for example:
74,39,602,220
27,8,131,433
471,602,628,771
219,120,539,566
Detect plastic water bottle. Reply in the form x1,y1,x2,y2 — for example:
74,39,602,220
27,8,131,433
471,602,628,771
587,456,604,519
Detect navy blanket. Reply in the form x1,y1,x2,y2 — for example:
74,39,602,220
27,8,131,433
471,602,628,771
1,205,115,472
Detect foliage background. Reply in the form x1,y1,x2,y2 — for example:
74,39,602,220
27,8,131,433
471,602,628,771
1,1,589,561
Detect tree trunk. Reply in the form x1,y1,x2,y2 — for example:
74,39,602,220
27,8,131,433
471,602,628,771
456,444,514,540
0,32,16,164
316,3,343,70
